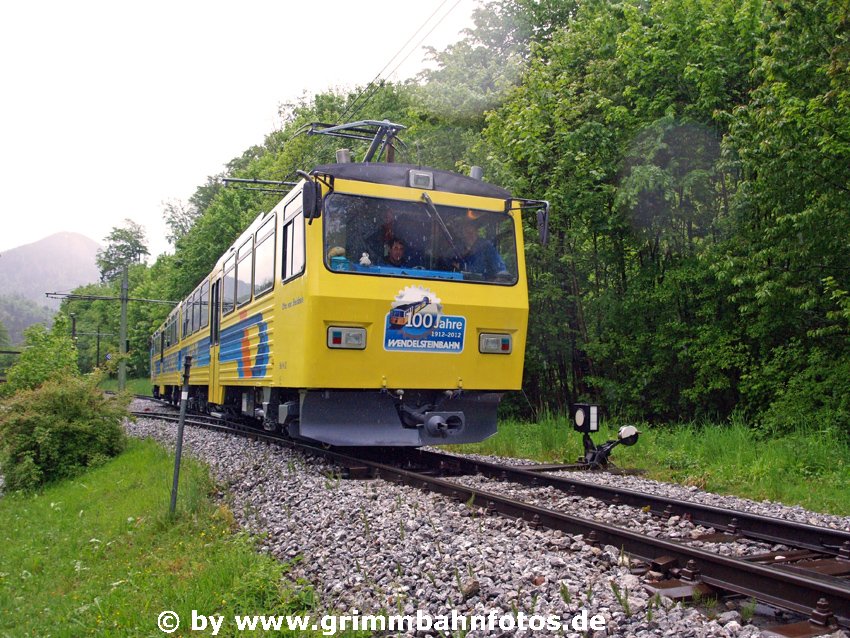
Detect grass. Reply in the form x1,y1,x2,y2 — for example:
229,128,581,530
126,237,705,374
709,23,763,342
0,438,360,637
449,413,850,516
98,377,152,396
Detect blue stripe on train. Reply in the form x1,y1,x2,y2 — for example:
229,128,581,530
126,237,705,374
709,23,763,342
152,338,211,377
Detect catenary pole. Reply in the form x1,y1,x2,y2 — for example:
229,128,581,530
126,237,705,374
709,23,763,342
169,355,192,516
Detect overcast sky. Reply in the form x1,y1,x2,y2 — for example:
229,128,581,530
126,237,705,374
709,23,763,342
0,0,476,259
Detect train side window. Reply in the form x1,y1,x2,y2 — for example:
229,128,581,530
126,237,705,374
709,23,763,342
192,289,201,333
281,223,289,279
181,302,189,339
254,214,276,297
236,239,253,307
223,256,236,315
282,212,305,282
200,280,209,328
291,212,305,277
192,292,198,334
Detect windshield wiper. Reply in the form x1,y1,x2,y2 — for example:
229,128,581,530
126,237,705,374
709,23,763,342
420,192,459,258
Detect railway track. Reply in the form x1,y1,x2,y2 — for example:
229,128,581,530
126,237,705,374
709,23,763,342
130,404,849,636
394,448,850,557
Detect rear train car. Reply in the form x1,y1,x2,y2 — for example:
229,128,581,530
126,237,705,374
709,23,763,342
151,121,546,446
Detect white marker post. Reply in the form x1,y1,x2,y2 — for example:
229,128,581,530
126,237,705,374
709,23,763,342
169,355,193,516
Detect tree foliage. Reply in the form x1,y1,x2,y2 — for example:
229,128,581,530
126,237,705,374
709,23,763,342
484,0,850,431
162,199,201,248
1,315,78,396
58,263,167,377
0,294,55,345
0,319,13,378
96,219,150,283
0,372,128,491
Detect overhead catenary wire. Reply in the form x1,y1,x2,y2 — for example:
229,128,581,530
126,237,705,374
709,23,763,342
350,0,466,125
340,0,461,122
239,0,468,187
292,0,466,172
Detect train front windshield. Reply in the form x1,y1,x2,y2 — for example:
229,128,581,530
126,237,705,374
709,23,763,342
323,193,518,284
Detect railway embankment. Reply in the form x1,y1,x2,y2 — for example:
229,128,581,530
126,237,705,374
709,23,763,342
125,401,850,637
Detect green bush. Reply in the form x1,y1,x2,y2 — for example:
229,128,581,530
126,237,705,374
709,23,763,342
0,374,129,491
756,346,850,435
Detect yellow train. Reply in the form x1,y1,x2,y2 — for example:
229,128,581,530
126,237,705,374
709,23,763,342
151,121,548,446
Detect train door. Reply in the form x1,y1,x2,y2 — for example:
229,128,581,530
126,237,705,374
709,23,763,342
208,278,224,405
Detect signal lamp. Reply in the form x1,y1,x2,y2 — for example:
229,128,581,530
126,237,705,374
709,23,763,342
572,403,600,433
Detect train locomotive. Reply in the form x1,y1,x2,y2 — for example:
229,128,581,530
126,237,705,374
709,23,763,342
150,121,548,446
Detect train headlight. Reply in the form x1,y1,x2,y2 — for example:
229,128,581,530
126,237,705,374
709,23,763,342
327,327,366,350
479,333,512,354
408,169,434,190
573,403,600,433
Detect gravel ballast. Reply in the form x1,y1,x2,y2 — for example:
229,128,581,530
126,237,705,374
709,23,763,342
126,405,849,638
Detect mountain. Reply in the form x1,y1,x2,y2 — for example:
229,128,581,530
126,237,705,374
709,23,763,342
0,233,101,343
0,232,101,304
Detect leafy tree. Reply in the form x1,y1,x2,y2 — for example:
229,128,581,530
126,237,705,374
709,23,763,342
2,315,78,396
0,294,55,345
124,261,175,376
484,0,764,418
60,282,118,372
162,199,201,247
59,262,169,378
96,219,150,283
189,174,225,214
721,0,850,430
0,319,13,377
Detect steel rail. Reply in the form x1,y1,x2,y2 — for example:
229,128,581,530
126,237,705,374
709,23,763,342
399,448,850,556
131,410,850,626
312,446,849,626
311,445,850,624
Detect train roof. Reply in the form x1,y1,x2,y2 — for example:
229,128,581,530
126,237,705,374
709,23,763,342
312,163,511,200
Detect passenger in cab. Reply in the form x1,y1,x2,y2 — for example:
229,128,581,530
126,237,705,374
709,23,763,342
381,238,407,267
455,221,510,280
